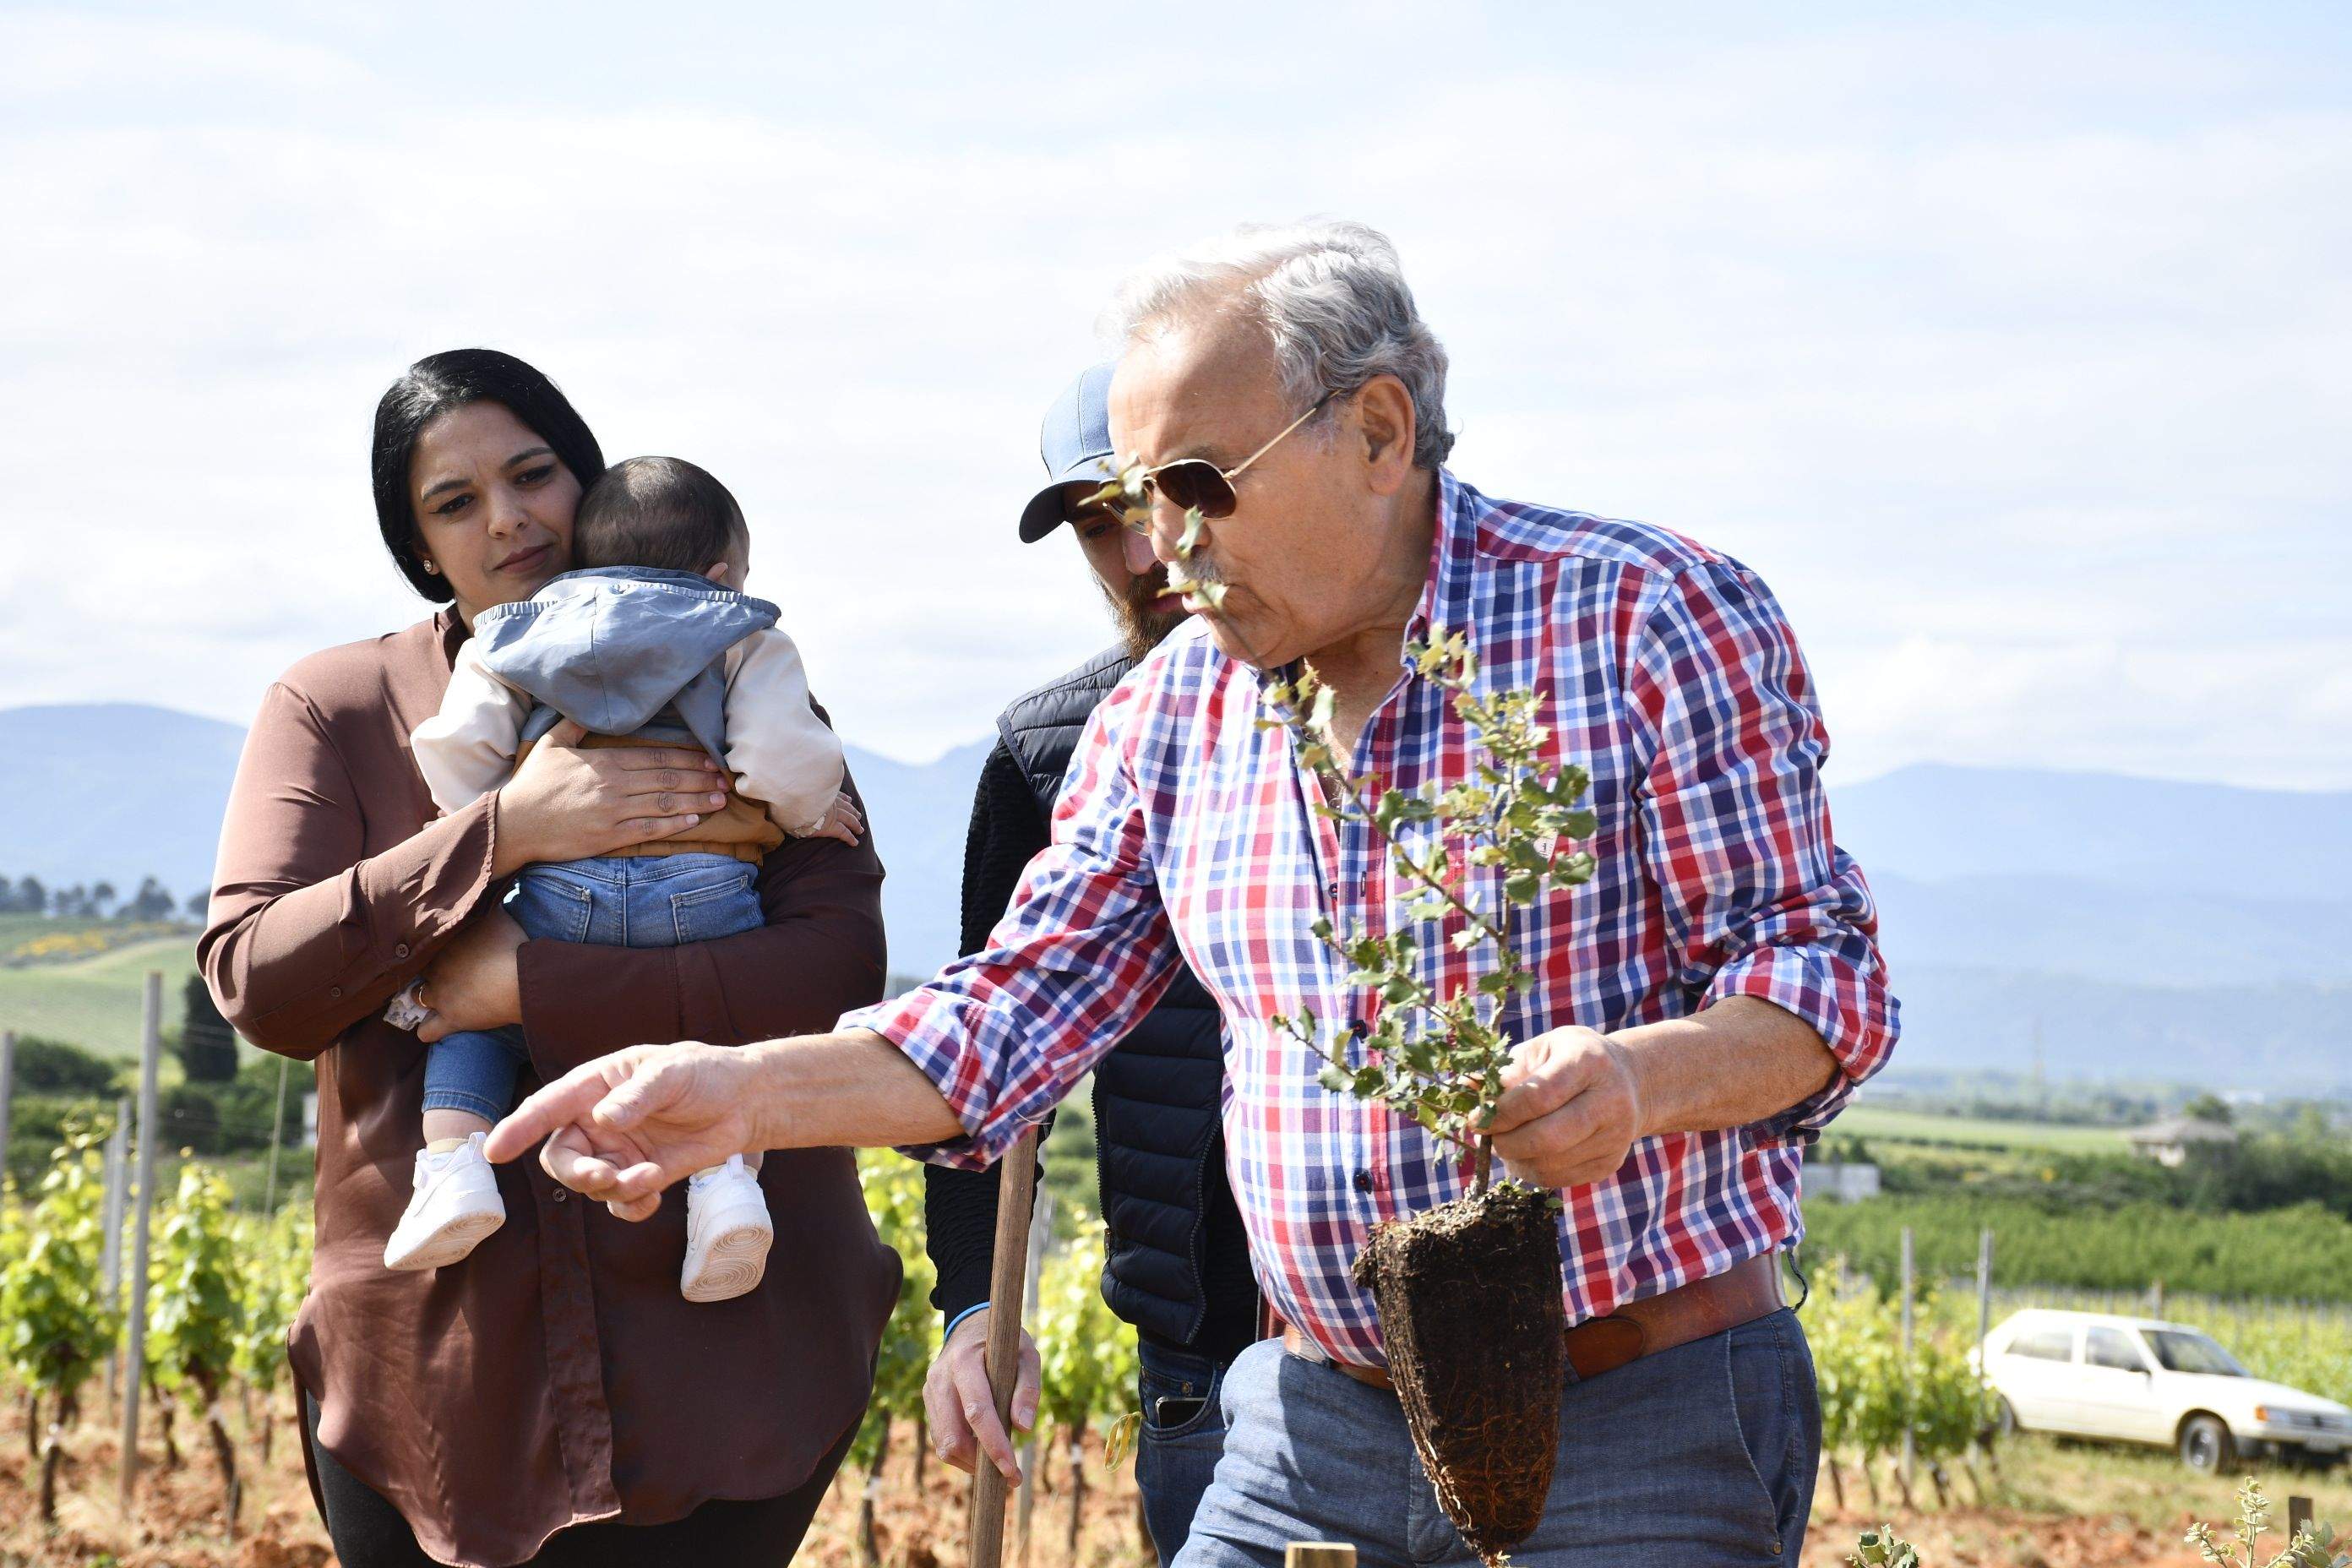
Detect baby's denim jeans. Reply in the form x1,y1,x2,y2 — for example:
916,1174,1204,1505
422,852,763,1123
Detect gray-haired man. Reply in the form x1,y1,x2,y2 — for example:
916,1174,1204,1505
491,219,1899,1565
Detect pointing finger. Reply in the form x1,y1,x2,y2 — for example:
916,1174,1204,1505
487,1061,621,1163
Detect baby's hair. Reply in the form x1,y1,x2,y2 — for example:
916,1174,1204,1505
574,456,749,574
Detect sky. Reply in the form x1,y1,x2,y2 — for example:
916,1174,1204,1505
3,2,2348,787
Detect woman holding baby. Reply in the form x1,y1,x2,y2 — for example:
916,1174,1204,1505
200,349,900,1568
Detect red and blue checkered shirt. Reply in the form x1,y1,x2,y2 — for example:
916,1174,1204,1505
843,471,1898,1367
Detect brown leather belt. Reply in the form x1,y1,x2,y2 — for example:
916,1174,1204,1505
1282,1252,1785,1391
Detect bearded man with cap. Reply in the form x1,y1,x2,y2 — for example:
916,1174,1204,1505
917,364,1260,1565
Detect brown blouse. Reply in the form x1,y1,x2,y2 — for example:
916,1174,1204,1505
200,609,901,1568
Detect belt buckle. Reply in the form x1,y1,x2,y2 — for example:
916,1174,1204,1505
1565,1313,1647,1380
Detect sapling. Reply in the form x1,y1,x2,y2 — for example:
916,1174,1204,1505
1092,462,1598,1564
2186,1478,2350,1568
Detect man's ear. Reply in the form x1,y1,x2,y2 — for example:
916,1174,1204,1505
1353,373,1418,496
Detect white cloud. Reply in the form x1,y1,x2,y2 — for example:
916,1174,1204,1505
0,5,2345,788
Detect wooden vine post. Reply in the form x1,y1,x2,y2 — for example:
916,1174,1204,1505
967,1124,1041,1568
117,971,164,1513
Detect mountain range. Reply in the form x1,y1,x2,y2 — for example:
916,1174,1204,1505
5,703,2346,1095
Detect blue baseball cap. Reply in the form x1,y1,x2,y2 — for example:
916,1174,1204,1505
1017,362,1120,543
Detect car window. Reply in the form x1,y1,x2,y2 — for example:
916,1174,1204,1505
2087,1327,2145,1371
2006,1326,2077,1362
2147,1329,2246,1377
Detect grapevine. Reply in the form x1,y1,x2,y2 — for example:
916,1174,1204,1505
0,1130,117,1519
851,1150,939,1565
1033,1217,1138,1558
147,1162,248,1530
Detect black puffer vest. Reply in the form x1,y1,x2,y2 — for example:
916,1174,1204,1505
998,646,1233,1347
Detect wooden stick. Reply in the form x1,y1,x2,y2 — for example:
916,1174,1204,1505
119,972,163,1514
967,1125,1041,1568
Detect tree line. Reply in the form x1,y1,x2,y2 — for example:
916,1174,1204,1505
5,979,270,1189
0,873,204,923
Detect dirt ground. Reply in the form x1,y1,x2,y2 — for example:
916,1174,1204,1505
1,1394,2343,1568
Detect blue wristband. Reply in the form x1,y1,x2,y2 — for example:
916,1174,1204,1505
945,1302,991,1342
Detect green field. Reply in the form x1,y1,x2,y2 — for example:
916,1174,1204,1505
0,933,199,1054
1833,1104,2130,1154
1804,1193,2352,1304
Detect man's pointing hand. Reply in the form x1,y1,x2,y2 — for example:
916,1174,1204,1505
485,1043,765,1218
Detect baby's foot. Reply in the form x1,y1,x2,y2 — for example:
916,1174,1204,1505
681,1155,772,1303
384,1132,506,1271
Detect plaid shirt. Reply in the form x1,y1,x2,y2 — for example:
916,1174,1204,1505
843,471,1897,1367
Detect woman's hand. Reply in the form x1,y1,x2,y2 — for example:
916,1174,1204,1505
485,1043,768,1212
413,908,528,1042
923,1307,1039,1484
494,719,729,872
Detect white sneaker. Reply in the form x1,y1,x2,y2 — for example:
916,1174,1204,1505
383,1133,506,1271
681,1155,772,1303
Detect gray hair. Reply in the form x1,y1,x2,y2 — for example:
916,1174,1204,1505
1105,219,1456,470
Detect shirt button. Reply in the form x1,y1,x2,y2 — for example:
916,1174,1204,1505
552,1187,569,1203
329,986,342,999
395,943,411,959
1353,1169,1374,1193
1348,1018,1369,1039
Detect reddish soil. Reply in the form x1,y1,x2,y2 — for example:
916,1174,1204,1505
0,1395,2288,1568
1800,1501,2209,1568
0,1389,330,1568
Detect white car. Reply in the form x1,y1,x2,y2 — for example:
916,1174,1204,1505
1978,1308,2352,1473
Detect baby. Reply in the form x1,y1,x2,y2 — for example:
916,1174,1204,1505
383,455,860,1301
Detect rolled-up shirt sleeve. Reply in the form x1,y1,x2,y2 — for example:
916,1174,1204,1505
1625,559,1900,1143
840,689,1179,1169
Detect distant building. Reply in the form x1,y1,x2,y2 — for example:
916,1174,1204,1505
1800,1161,1881,1204
2126,1116,2237,1168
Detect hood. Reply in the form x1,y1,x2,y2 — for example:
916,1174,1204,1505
473,567,779,736
2228,1376,2352,1417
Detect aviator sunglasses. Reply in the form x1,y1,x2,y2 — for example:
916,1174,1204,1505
1135,388,1342,520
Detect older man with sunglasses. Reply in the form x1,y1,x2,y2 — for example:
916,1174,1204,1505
489,220,1898,1565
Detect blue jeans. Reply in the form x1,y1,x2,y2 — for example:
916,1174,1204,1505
1135,1340,1234,1567
1173,1307,1821,1567
422,853,763,1122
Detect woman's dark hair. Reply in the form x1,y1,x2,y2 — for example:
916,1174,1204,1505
370,349,606,602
